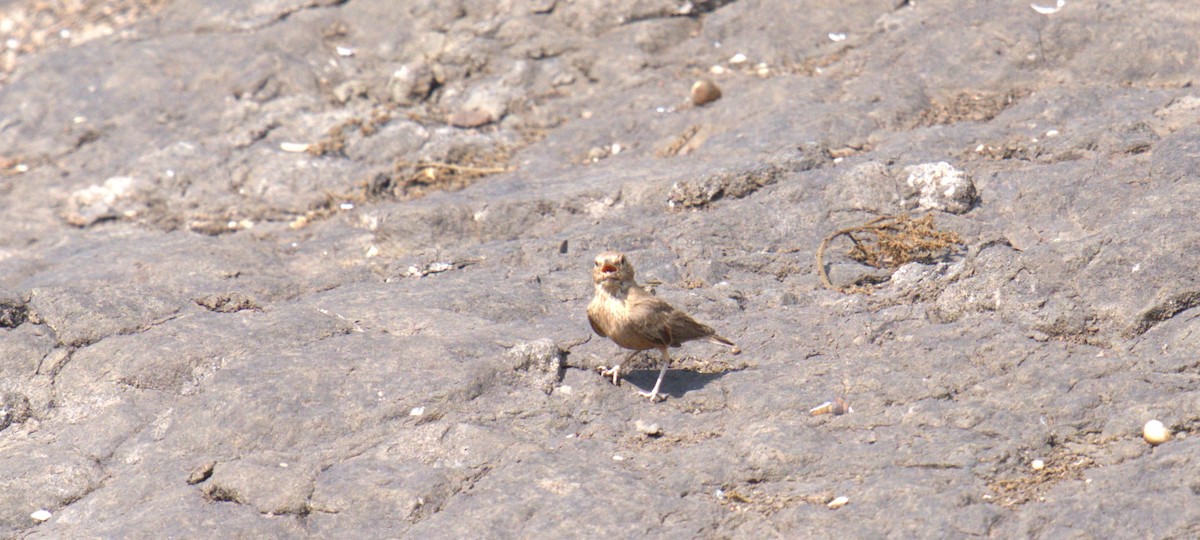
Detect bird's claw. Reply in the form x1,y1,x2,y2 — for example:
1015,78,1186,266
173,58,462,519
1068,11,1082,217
638,390,666,402
597,365,621,386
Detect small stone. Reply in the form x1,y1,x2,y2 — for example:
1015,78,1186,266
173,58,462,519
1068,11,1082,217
691,79,722,106
635,420,662,437
388,61,436,105
1144,419,1172,446
30,509,51,522
186,461,216,485
447,109,493,128
280,142,310,153
62,176,137,227
827,496,850,509
1031,459,1045,471
902,161,977,214
332,80,368,103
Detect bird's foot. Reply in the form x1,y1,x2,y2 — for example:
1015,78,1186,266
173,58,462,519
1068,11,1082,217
637,389,666,402
597,365,621,386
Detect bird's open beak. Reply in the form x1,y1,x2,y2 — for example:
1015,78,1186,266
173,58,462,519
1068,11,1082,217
601,264,617,274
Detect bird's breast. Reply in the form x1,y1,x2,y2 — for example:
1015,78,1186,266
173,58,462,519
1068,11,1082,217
589,289,659,351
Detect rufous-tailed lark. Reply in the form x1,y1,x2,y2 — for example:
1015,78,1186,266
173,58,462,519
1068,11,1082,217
587,251,738,401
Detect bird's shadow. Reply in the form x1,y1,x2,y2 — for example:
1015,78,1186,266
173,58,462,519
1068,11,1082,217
622,366,740,399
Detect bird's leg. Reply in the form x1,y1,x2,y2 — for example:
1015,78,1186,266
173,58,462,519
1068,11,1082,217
599,350,640,386
638,348,671,402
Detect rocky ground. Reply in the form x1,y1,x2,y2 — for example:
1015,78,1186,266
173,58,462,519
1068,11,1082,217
2,0,1200,537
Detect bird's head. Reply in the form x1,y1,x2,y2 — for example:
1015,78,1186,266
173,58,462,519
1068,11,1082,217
592,251,635,289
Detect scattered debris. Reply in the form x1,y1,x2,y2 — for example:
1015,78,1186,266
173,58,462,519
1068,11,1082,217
62,176,138,227
634,420,662,437
809,396,853,416
402,260,475,278
194,292,260,313
657,125,705,158
988,450,1095,507
186,461,216,485
816,214,964,293
827,496,850,509
387,152,512,199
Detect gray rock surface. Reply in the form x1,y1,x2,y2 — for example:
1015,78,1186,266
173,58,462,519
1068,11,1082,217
2,0,1200,537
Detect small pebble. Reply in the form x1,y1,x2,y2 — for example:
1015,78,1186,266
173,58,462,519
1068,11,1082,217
635,419,662,436
30,509,51,522
612,455,625,461
728,53,747,65
1031,459,1045,471
827,496,849,509
448,109,493,128
1144,419,1172,446
691,79,722,106
410,407,425,416
280,142,310,153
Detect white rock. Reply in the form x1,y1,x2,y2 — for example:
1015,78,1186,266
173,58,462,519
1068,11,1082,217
903,162,977,214
30,509,51,522
1144,419,1172,445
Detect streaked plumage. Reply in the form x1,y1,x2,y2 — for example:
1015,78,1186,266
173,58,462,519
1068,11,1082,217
587,251,736,401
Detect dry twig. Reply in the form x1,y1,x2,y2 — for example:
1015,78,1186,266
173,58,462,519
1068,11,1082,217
816,214,962,293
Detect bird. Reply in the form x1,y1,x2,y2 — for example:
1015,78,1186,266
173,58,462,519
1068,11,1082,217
586,251,737,401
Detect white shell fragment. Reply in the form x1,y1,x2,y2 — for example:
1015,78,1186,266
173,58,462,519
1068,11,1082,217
1143,420,1172,446
1031,459,1045,471
409,407,425,416
31,509,51,522
280,142,310,153
829,32,847,42
728,53,747,65
1030,0,1065,15
827,496,850,509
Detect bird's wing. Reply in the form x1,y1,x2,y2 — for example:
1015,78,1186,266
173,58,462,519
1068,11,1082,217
628,295,684,347
629,289,717,346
